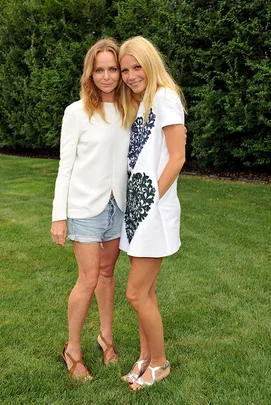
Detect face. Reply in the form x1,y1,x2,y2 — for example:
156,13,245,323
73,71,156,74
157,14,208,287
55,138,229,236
120,55,147,94
92,51,120,102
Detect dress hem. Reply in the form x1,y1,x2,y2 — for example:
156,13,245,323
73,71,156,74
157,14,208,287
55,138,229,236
119,242,181,258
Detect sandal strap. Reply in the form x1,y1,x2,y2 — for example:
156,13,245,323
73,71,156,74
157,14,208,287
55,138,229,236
125,372,139,384
62,343,91,378
124,359,150,383
64,352,82,376
149,360,170,374
135,376,152,387
134,358,150,372
136,360,170,387
99,330,115,356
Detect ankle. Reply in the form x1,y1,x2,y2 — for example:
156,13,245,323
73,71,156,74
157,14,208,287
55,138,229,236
99,330,113,342
139,352,151,361
149,358,167,367
66,342,82,357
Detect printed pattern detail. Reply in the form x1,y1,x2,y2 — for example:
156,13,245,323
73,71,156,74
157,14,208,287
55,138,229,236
125,172,156,243
128,109,156,169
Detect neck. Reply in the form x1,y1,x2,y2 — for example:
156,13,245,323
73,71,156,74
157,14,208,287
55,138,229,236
101,90,116,103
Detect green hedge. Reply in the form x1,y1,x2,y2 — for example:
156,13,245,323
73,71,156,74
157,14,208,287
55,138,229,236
0,0,270,170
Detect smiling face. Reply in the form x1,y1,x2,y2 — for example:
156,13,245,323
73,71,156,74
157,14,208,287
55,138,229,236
92,51,120,102
120,55,147,94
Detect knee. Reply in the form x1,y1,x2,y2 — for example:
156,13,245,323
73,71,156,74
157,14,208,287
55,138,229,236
78,272,99,293
126,288,141,311
100,263,114,278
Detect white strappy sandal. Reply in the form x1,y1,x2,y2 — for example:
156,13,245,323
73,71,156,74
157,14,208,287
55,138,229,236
130,360,170,390
121,359,150,384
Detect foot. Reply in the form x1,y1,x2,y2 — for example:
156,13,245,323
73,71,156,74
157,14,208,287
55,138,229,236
121,359,150,383
97,331,118,366
130,360,170,391
62,343,93,381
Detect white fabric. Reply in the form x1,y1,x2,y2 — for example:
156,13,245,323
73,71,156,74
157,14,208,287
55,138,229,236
119,88,185,257
52,100,129,221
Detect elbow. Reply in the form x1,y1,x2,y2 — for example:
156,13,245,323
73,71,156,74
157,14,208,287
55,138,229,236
178,156,186,171
170,154,186,171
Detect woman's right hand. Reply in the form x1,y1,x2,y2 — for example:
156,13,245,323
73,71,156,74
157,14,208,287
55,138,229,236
51,220,67,248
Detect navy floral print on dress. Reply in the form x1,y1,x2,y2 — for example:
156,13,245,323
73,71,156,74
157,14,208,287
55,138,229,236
125,172,156,243
128,109,156,169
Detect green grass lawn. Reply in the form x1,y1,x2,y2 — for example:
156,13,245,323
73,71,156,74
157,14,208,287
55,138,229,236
0,154,271,405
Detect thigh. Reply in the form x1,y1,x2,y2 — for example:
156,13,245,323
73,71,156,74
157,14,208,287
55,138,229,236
73,242,100,282
99,238,120,277
127,257,163,299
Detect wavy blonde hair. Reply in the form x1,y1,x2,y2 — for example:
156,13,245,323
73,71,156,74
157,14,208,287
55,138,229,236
119,36,186,127
80,38,124,123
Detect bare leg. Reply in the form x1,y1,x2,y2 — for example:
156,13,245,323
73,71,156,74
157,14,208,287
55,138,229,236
122,281,156,382
65,242,100,378
95,238,120,363
129,256,151,361
138,279,157,359
125,257,170,390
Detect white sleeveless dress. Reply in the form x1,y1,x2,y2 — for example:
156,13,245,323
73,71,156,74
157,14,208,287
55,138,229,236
119,88,185,257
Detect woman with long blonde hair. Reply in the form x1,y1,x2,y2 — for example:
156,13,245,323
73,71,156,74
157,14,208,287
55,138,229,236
51,38,129,380
119,36,186,390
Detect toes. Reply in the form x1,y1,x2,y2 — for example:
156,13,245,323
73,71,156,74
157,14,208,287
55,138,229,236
130,383,141,392
122,376,133,384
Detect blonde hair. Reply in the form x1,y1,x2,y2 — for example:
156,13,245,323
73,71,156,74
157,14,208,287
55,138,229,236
80,38,124,123
119,36,186,127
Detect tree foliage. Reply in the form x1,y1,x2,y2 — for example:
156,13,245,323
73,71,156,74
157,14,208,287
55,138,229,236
0,0,270,170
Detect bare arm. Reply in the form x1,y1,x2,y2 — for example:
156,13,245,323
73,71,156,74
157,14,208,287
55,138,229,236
158,124,186,199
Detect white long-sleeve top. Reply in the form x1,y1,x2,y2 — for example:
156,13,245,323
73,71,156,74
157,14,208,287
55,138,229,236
52,100,129,222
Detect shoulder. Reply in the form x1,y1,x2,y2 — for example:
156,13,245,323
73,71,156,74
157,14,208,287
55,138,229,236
153,88,184,126
154,87,181,106
64,100,84,115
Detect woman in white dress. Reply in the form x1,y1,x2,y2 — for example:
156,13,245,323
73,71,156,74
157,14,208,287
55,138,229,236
119,36,186,390
51,38,129,380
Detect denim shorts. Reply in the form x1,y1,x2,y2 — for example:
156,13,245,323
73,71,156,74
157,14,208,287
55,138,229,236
67,196,124,244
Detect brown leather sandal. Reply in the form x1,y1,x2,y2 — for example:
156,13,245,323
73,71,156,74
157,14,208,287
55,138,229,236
62,343,93,381
97,331,118,366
